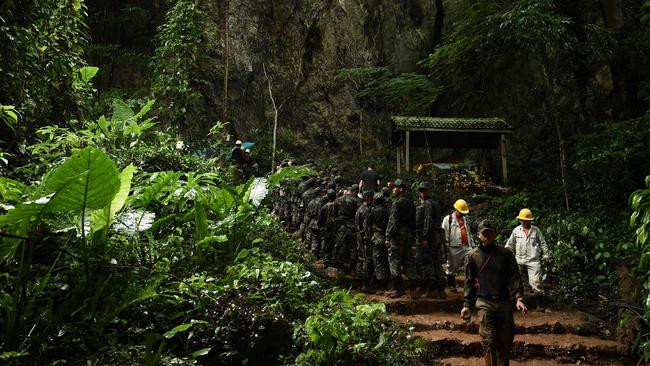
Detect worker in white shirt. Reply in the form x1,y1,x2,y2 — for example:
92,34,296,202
505,208,551,311
441,199,475,292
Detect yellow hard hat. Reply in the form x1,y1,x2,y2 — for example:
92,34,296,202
453,199,469,215
517,208,534,221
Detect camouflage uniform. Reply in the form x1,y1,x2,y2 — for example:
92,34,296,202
332,193,360,270
305,190,324,253
354,194,373,280
386,194,417,281
318,191,338,264
464,224,524,366
415,195,446,295
279,179,296,227
300,186,316,239
366,194,390,281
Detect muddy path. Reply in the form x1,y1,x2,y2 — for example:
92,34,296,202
326,272,631,366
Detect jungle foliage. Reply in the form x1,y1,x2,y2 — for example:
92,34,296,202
0,94,425,364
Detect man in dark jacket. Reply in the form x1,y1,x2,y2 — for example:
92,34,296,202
461,220,527,366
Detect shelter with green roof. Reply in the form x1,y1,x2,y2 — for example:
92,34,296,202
391,116,513,184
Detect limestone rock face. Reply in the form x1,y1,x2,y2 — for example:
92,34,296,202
200,0,440,158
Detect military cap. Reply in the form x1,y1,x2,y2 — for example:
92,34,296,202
327,189,337,200
362,190,374,198
477,220,497,233
393,179,406,188
349,184,359,193
374,193,385,204
418,181,433,191
380,187,391,197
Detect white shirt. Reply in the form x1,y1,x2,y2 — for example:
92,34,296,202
441,213,475,248
505,225,549,264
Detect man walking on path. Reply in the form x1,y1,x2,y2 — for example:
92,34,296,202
461,220,527,366
442,199,475,292
505,208,551,311
385,179,417,299
415,181,446,298
359,162,380,193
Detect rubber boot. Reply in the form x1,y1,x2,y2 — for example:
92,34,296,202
420,279,430,298
386,278,398,298
390,277,405,298
423,280,435,299
437,283,447,299
374,279,386,295
361,278,370,293
447,274,457,292
536,293,548,312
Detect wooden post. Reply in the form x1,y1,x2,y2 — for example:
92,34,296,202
500,133,508,185
396,145,401,174
405,131,410,173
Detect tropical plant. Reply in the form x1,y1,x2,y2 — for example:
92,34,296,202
630,175,650,362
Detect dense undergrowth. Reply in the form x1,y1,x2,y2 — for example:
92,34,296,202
0,100,427,365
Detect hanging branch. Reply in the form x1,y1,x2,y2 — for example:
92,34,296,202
263,63,278,172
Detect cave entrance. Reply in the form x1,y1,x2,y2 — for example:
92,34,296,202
391,116,512,185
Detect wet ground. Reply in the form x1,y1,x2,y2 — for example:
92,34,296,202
324,269,631,365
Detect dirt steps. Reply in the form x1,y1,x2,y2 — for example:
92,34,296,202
359,286,629,365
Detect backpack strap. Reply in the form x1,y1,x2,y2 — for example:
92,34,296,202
473,249,494,289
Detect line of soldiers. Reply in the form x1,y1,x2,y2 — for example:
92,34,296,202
273,174,447,299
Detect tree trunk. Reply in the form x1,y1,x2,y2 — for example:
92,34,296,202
542,63,570,210
222,0,230,126
433,0,444,48
263,64,278,173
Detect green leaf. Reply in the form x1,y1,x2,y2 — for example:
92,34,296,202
194,200,207,242
133,100,156,121
45,147,120,212
163,323,192,339
267,165,316,189
91,164,137,233
112,99,135,122
0,177,28,202
0,203,47,226
79,66,99,83
191,348,211,358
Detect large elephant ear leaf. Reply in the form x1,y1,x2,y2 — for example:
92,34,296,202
45,147,120,212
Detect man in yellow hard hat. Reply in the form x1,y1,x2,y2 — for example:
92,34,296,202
505,208,550,311
441,199,475,292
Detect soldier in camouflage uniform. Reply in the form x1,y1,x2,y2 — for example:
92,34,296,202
332,185,361,272
415,181,446,299
385,179,417,298
279,179,295,227
300,178,317,240
295,176,312,234
366,193,391,294
318,189,338,266
355,190,374,292
305,187,325,253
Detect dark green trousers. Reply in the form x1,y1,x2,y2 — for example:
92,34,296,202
476,298,515,366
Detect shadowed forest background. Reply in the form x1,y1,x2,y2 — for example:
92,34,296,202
2,0,650,365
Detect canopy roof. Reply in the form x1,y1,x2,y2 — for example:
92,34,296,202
392,116,511,133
